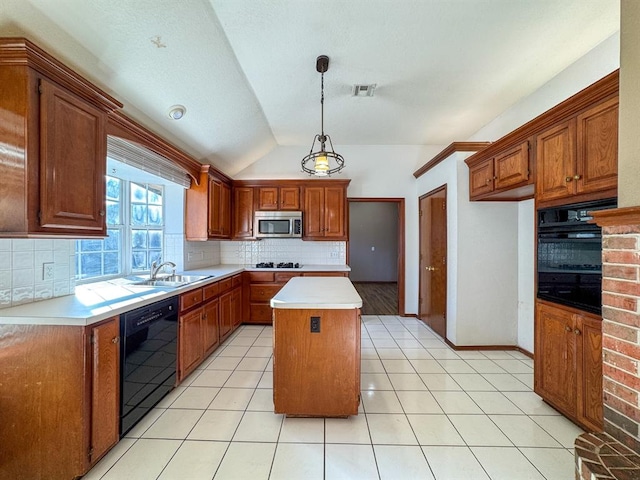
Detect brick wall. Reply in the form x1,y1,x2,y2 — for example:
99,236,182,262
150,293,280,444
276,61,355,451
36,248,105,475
601,224,640,452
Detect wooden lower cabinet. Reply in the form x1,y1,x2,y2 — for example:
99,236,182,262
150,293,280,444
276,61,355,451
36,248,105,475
178,307,205,381
0,316,120,479
203,298,220,355
534,300,603,431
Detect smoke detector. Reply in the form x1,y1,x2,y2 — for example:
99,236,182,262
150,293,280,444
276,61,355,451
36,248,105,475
168,105,186,120
352,84,376,97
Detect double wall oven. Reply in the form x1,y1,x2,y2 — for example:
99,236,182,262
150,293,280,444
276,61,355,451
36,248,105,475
536,198,616,315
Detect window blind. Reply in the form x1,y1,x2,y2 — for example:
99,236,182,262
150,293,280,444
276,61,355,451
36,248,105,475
106,136,192,188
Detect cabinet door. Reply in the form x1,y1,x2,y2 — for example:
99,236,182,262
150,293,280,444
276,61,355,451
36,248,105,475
324,187,345,238
231,286,242,329
534,302,577,416
469,160,494,198
258,187,279,210
178,308,203,381
494,142,530,190
220,183,231,237
202,298,219,355
219,291,233,340
233,187,254,238
576,97,618,196
577,315,603,431
279,187,300,210
208,178,223,236
39,78,106,233
90,317,120,464
535,119,576,202
304,187,324,237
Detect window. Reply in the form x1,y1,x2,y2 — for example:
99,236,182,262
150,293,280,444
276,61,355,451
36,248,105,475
76,176,164,281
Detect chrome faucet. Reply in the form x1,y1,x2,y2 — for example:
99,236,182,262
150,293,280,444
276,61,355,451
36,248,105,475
150,260,176,280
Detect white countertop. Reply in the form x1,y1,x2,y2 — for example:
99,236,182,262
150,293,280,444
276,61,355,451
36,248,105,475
0,264,351,326
270,277,362,309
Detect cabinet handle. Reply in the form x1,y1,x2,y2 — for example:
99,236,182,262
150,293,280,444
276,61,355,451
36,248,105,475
565,176,573,183
425,266,435,271
486,178,491,184
574,328,582,336
111,336,119,344
565,325,572,332
99,210,105,216
573,175,582,180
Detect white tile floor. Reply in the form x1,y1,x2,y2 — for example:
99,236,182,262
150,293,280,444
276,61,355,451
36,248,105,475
83,315,582,480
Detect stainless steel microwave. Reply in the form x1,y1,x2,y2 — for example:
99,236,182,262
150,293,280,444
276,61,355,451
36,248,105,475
254,211,303,238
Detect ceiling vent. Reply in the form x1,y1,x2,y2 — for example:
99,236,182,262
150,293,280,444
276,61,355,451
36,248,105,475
352,84,376,97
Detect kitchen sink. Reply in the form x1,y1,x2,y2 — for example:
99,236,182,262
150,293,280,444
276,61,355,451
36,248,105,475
128,274,212,288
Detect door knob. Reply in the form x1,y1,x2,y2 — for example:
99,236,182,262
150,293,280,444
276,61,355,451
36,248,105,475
565,176,573,182
573,175,582,180
565,325,572,332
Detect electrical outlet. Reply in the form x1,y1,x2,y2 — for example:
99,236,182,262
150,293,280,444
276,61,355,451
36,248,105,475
330,251,339,258
43,262,54,280
310,316,321,333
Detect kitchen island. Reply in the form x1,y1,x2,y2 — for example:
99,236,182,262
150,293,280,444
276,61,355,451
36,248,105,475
270,276,362,417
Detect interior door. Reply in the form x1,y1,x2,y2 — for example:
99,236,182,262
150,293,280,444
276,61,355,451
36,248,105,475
419,186,447,339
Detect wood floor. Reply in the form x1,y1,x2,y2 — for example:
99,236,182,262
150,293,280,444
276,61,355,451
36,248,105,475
352,282,398,315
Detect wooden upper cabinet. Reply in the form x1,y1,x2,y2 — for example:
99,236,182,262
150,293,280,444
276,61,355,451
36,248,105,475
494,142,530,190
257,186,300,210
468,141,531,200
576,97,618,196
185,165,232,241
232,187,254,238
535,119,577,203
39,79,107,233
469,160,495,198
0,38,121,237
303,185,347,240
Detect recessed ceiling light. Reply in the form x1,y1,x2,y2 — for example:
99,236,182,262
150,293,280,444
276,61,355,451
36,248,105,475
352,84,376,97
168,105,186,120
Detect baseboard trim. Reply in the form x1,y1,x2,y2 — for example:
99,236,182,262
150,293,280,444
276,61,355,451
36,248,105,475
444,338,534,358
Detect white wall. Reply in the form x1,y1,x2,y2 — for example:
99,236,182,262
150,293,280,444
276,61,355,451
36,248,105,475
415,152,519,346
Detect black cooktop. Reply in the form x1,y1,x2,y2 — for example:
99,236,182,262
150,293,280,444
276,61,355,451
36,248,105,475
255,262,301,269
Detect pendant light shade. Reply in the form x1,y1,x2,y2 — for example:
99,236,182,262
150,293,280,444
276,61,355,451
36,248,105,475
301,55,345,176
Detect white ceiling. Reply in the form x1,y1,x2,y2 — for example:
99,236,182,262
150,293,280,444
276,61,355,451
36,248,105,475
0,0,620,176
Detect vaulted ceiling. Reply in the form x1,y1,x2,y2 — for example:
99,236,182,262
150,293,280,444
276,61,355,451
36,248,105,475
1,0,620,176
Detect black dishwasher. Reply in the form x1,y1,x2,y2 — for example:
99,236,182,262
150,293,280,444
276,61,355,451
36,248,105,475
120,296,178,437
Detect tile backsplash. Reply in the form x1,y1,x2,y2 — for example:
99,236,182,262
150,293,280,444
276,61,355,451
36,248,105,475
220,239,346,266
0,239,76,309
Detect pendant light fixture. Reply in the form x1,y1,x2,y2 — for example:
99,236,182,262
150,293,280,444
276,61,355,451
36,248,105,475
301,55,345,176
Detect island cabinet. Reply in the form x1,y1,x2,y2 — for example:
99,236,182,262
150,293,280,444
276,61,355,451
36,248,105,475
303,184,348,240
534,300,603,431
536,97,618,205
0,37,122,237
0,316,120,479
185,164,232,240
468,141,532,200
271,277,362,417
177,282,222,382
257,186,300,210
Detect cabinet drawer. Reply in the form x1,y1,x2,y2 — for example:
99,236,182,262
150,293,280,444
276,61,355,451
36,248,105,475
180,288,203,311
274,272,301,282
250,284,282,302
219,278,233,293
203,282,219,300
248,271,275,282
303,271,347,277
232,274,243,287
250,303,273,322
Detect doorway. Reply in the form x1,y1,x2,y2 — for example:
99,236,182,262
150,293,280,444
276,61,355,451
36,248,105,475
419,186,447,339
348,198,405,316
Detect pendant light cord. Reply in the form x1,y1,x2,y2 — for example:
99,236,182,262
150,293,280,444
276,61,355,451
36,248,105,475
320,70,325,141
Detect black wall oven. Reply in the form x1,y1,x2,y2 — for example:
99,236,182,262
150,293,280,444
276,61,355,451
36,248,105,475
537,198,616,315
